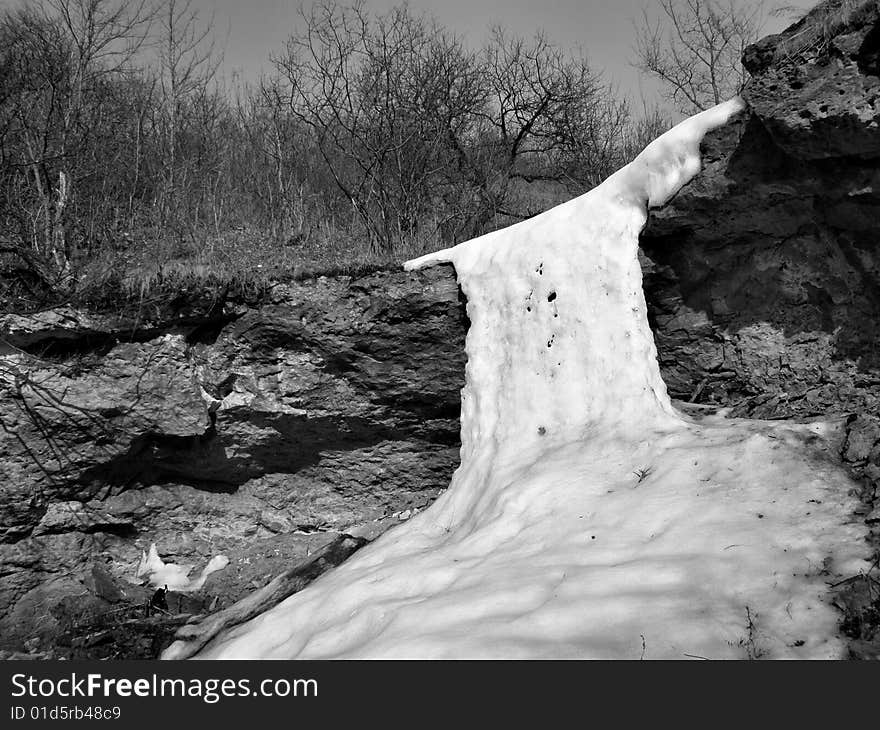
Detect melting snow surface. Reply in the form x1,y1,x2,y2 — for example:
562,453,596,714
191,99,867,659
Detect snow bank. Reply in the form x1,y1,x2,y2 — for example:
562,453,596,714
188,99,867,659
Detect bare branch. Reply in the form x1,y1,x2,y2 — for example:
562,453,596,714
632,0,764,113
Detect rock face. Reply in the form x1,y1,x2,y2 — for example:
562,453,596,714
640,2,880,427
0,265,467,652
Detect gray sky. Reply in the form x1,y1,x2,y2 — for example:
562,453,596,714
0,0,819,104
192,0,818,104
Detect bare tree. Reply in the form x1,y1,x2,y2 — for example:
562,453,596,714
154,0,221,229
272,1,636,250
449,28,597,232
0,0,670,299
236,73,341,242
272,1,483,251
557,93,668,191
633,0,764,114
0,0,153,295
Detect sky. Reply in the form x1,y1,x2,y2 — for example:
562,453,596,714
0,0,819,106
187,0,819,105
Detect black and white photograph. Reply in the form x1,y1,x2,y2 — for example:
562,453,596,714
0,0,878,678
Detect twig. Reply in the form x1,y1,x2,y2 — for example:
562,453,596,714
633,466,654,485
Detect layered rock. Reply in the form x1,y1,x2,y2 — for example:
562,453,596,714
640,1,880,430
0,266,466,652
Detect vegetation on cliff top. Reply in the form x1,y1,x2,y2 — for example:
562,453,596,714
0,0,788,313
0,0,670,312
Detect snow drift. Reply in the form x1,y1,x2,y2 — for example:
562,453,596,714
173,98,867,659
137,543,229,593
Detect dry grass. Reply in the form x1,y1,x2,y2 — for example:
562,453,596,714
3,189,554,313
63,219,447,312
774,0,878,63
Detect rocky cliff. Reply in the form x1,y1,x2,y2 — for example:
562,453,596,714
640,0,880,499
2,1,880,657
0,266,467,655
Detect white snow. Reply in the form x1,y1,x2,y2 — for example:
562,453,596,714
137,543,229,593
187,98,868,659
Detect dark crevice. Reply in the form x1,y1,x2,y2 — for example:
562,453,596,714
383,397,461,422
457,283,471,330
77,424,228,491
857,22,880,76
201,374,237,401
76,411,457,492
39,522,137,538
7,311,242,361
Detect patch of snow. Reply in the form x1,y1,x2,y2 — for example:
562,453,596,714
137,543,229,593
192,98,867,659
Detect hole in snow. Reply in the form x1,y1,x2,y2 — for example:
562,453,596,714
547,291,557,302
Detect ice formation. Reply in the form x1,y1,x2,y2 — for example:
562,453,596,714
137,543,229,592
183,99,867,659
